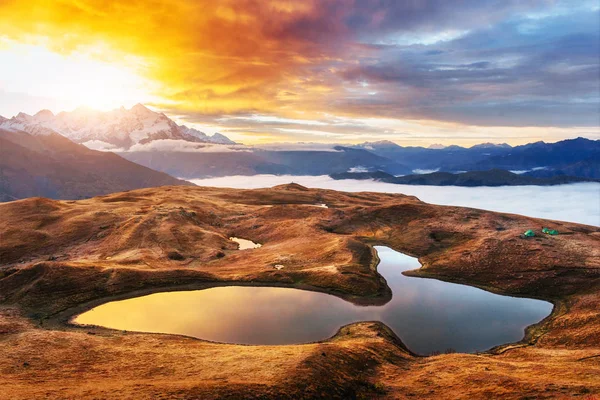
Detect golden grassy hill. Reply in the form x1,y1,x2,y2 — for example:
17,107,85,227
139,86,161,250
1,184,599,399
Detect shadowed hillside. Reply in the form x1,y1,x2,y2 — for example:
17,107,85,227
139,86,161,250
0,129,192,201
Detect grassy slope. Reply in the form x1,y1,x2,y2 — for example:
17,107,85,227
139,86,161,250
0,129,193,201
0,184,599,399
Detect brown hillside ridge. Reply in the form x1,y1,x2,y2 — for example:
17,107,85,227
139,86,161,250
0,129,193,202
0,184,599,399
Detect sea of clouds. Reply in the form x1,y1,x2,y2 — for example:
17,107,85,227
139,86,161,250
190,175,600,226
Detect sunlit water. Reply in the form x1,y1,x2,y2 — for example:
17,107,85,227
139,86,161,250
230,237,262,250
190,175,600,226
74,246,552,354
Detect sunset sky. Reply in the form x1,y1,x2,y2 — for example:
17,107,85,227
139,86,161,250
0,0,598,145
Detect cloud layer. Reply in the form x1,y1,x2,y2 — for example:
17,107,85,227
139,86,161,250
0,0,598,144
190,175,600,226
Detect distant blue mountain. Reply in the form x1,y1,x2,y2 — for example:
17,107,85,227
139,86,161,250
353,137,600,179
330,169,598,187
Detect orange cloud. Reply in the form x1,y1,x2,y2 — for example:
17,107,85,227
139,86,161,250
0,0,357,115
1,0,597,145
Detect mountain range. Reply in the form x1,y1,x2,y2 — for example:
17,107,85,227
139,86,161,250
352,138,600,179
0,105,598,201
0,104,235,150
452,138,600,178
119,137,599,180
330,169,597,187
121,146,412,179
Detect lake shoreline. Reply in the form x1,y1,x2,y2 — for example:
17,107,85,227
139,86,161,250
69,246,552,354
44,243,556,357
1,184,598,399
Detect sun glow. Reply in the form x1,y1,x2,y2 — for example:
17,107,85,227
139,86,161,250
0,40,158,115
0,0,597,143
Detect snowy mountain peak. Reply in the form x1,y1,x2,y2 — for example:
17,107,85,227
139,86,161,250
131,103,154,116
15,112,32,120
0,104,236,149
34,109,55,121
210,132,235,144
356,140,400,149
428,143,446,149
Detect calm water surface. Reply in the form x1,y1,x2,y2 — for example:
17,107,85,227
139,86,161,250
74,246,552,354
229,237,262,250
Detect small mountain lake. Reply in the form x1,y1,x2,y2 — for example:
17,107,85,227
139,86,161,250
73,246,552,355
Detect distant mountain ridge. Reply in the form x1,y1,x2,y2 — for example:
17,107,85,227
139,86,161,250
0,128,193,202
351,140,514,172
453,138,600,177
122,145,412,178
352,137,600,179
0,104,235,150
330,169,598,187
1,106,598,182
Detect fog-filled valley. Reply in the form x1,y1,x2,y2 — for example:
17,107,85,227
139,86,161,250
191,175,600,226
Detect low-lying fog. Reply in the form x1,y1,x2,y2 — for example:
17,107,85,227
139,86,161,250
190,175,600,226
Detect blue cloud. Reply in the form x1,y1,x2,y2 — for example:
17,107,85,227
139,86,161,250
336,7,599,126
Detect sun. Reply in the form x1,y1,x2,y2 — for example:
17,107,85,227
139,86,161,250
0,40,159,114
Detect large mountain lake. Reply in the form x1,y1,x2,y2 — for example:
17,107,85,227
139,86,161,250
73,246,552,355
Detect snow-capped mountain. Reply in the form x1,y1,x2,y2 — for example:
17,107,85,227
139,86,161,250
427,143,446,149
0,104,235,149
